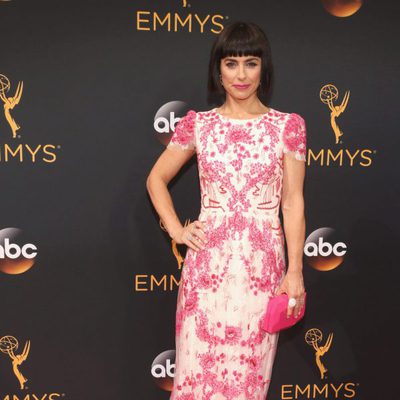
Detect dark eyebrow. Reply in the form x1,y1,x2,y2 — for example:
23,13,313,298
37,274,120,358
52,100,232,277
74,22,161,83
224,57,259,62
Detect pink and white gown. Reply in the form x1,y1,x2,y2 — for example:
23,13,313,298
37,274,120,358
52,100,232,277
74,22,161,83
166,107,307,400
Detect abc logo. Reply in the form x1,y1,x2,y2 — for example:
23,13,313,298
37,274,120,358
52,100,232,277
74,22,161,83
304,227,347,271
154,101,189,144
0,227,38,274
151,349,176,391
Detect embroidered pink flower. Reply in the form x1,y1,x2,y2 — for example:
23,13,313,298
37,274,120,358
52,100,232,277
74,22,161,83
227,210,248,233
197,272,212,289
184,291,198,315
169,110,196,149
227,125,252,143
199,352,216,369
224,326,242,345
248,355,261,370
222,382,242,398
244,372,259,397
282,113,307,160
196,324,212,343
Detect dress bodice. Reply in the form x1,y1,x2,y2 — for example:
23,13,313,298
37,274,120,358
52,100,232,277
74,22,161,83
167,107,307,223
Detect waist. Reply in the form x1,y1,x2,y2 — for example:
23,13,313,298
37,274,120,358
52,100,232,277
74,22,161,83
199,208,279,219
197,209,283,244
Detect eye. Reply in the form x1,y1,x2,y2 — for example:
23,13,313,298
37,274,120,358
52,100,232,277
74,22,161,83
226,62,236,68
246,62,258,67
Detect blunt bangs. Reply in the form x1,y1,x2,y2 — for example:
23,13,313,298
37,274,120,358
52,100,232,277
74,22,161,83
218,25,264,59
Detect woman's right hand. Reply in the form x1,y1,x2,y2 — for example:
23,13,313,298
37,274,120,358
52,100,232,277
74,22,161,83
173,220,208,252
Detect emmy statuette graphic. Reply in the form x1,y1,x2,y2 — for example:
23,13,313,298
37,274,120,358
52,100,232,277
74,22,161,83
320,84,350,144
0,74,24,138
305,328,334,379
0,335,31,389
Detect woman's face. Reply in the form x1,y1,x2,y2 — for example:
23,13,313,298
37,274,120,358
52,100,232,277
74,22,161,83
219,55,262,100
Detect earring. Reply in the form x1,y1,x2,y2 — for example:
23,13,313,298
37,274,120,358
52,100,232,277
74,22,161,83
219,74,224,87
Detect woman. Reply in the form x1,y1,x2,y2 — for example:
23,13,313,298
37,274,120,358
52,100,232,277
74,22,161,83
146,21,307,400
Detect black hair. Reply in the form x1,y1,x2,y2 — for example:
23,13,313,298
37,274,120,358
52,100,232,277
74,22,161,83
207,21,274,104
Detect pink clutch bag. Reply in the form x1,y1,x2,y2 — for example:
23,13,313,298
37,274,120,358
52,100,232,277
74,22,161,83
262,292,307,333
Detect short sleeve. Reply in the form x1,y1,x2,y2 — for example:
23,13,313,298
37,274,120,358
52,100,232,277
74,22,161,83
166,110,197,151
282,113,307,161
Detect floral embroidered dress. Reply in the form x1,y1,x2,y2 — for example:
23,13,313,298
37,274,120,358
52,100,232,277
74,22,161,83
166,107,307,400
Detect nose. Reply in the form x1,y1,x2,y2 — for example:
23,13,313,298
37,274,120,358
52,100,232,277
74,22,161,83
237,63,246,80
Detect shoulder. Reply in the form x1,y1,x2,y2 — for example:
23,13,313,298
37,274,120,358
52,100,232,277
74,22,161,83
288,112,306,126
175,108,216,130
179,109,197,122
269,108,305,124
168,109,198,150
175,109,197,131
280,111,307,157
282,111,306,127
270,110,306,137
283,113,307,140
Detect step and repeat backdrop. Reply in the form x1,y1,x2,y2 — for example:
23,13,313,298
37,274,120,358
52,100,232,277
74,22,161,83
0,0,398,399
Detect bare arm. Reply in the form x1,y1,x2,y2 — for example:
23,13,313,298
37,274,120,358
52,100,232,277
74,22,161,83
146,147,206,251
276,154,306,317
281,155,306,272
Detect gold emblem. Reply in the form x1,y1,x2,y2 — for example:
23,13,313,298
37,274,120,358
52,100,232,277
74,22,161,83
0,335,30,389
305,328,333,379
320,84,350,144
0,74,24,138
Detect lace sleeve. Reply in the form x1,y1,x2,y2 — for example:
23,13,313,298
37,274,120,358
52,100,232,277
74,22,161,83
282,113,307,161
166,110,197,151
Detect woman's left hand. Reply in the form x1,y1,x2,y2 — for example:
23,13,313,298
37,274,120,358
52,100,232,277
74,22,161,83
275,269,305,318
